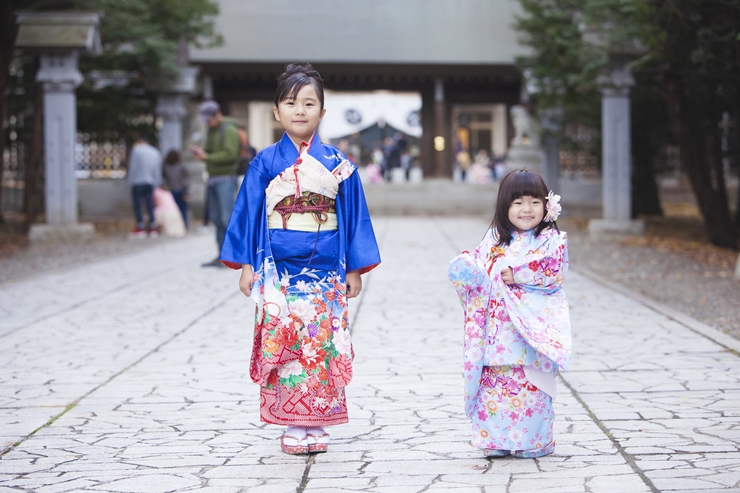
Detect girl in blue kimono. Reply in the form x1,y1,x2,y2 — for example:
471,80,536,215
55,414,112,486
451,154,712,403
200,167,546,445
220,63,381,455
448,170,572,458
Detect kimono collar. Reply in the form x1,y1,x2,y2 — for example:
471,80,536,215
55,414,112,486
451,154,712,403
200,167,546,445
277,132,325,167
508,229,536,255
512,229,535,242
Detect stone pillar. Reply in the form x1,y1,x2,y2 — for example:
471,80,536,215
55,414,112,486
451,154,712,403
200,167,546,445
156,94,188,155
588,67,645,237
30,52,94,242
433,78,447,178
540,107,562,193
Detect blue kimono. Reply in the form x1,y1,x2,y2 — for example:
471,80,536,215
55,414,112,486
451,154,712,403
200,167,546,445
221,132,380,426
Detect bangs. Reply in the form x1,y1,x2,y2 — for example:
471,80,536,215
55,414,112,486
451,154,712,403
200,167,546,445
501,171,548,204
282,77,309,102
274,75,324,108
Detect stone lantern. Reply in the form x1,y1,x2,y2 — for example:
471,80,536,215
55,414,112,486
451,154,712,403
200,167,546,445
15,12,102,243
581,24,646,237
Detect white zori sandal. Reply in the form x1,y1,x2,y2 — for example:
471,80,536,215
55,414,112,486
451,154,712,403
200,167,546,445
306,427,329,453
281,426,308,455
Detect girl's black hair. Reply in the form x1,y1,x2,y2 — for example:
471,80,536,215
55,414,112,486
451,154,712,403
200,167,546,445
274,63,325,109
164,149,181,165
491,169,559,246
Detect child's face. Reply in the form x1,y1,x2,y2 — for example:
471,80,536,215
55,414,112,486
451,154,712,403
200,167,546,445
508,195,544,232
273,84,326,143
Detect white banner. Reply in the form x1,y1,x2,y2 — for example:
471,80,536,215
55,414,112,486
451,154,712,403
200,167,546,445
319,91,422,140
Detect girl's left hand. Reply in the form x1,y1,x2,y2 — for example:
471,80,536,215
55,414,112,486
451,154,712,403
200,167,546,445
346,271,362,298
501,267,515,285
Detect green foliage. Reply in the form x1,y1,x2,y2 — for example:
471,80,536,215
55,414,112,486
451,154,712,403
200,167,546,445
76,0,221,138
514,0,740,246
513,0,604,160
81,0,221,85
7,0,221,141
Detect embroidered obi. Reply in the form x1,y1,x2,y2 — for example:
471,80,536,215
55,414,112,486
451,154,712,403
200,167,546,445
265,144,355,232
267,192,337,231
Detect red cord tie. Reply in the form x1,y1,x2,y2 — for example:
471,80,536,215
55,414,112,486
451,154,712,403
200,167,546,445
273,193,336,229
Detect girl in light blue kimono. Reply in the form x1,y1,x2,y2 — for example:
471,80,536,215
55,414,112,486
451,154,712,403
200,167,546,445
448,169,572,458
221,64,381,455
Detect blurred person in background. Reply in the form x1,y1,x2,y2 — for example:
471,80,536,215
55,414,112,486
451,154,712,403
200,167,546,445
127,132,162,238
188,100,241,267
162,149,190,230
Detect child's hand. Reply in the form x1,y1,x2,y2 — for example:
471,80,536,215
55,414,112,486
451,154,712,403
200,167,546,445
501,267,515,285
239,264,254,297
346,271,362,298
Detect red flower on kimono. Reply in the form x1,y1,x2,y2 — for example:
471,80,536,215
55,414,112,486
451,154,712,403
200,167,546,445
528,261,540,271
315,301,327,315
273,325,298,347
325,290,336,302
300,339,326,370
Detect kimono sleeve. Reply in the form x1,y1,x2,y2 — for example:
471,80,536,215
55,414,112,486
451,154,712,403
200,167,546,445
510,231,568,294
220,156,271,269
448,252,492,304
339,171,381,274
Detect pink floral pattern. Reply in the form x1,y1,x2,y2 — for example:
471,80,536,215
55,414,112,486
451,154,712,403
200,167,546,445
471,365,554,452
448,227,571,455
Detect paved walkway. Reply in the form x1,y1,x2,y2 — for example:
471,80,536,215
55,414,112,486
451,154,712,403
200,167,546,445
1,217,739,493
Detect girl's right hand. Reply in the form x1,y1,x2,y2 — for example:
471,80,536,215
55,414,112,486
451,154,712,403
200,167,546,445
239,264,254,297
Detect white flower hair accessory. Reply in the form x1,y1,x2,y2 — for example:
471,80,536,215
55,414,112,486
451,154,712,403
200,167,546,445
544,190,561,222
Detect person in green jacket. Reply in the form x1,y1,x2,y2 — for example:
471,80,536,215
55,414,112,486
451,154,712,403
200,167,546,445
189,101,241,267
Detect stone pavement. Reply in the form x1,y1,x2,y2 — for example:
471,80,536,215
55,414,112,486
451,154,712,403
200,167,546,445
1,217,739,493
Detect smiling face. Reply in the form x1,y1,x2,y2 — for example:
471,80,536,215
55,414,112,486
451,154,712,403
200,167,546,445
273,84,326,146
508,195,545,232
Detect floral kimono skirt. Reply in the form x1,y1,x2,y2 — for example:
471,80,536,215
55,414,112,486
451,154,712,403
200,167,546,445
471,365,555,456
258,230,353,427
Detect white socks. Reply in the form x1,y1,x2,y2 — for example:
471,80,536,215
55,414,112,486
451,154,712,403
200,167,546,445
306,426,326,436
286,426,326,436
286,425,307,439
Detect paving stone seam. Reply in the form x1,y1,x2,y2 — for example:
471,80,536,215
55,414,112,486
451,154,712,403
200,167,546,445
573,265,740,355
0,262,180,340
0,290,239,459
0,235,183,288
296,454,317,493
557,375,660,493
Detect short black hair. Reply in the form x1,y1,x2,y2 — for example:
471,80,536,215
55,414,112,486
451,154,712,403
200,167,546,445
491,169,558,246
274,63,325,109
